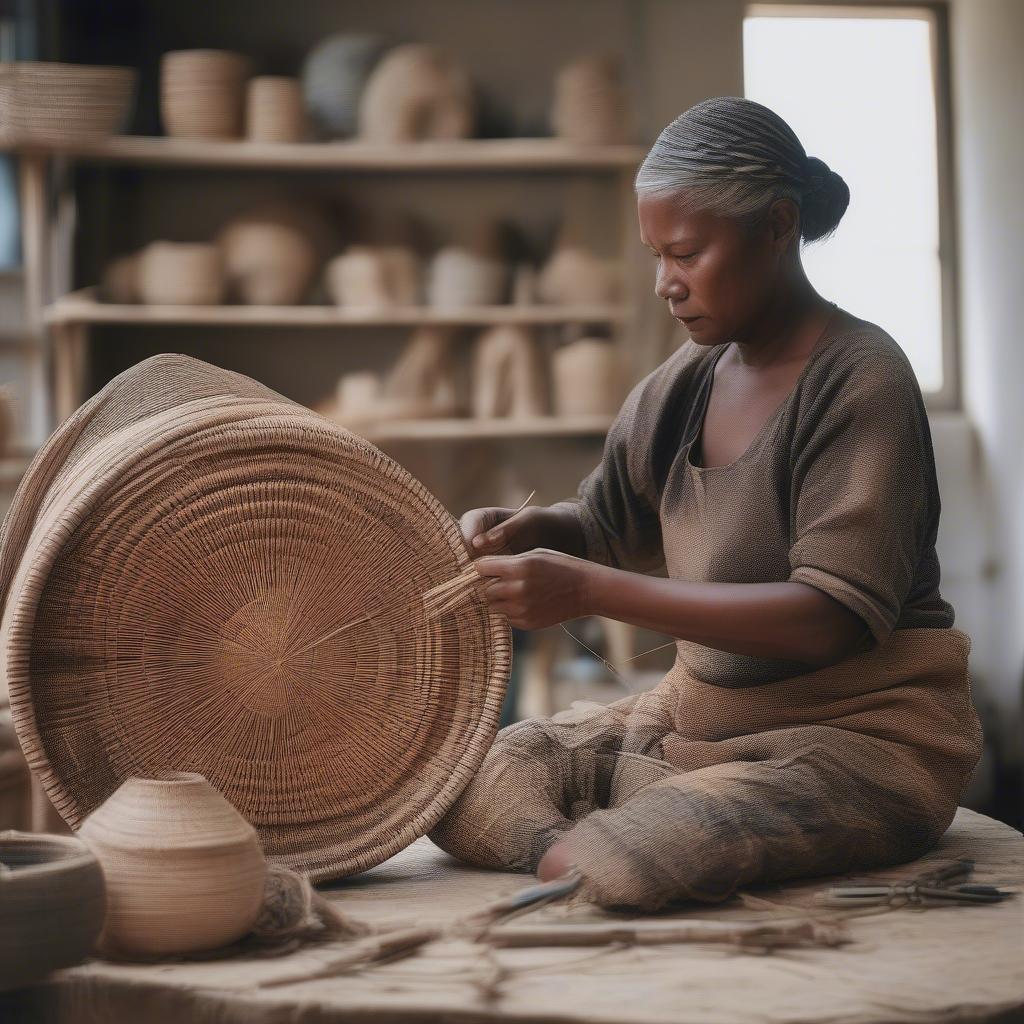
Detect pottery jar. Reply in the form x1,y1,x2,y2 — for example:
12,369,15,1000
78,772,266,957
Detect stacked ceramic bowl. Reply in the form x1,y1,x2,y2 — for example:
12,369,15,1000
245,76,306,143
0,62,136,144
160,49,250,140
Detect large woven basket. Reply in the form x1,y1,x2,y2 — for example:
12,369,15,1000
0,355,510,880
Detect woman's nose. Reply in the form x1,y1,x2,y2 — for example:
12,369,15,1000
655,263,687,301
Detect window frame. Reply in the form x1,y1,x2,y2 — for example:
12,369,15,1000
743,2,960,410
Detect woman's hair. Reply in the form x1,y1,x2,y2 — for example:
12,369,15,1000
635,96,850,245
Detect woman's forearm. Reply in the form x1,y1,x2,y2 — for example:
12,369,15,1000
584,564,869,668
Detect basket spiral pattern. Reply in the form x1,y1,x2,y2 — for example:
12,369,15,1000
0,354,510,880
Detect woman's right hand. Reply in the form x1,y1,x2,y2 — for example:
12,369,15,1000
460,505,547,556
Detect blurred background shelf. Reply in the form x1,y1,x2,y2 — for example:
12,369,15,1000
46,289,629,328
355,415,614,442
11,137,647,172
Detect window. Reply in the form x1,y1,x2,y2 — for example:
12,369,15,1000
743,4,956,404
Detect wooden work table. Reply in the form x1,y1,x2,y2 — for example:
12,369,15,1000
4,808,1023,1024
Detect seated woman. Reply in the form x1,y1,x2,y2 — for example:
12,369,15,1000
428,95,983,911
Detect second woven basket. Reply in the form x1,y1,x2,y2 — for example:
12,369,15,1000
0,354,510,880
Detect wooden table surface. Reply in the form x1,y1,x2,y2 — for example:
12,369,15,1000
6,807,1024,1024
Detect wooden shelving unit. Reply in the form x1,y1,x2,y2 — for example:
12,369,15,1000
46,288,627,329
19,135,641,428
12,136,645,172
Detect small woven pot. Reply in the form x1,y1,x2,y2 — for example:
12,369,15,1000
0,62,136,144
0,831,106,991
245,76,306,143
161,49,250,140
79,772,267,957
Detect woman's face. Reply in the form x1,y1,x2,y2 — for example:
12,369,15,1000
637,190,795,346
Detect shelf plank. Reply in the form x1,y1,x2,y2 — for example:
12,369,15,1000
14,136,645,172
45,289,627,328
350,416,614,442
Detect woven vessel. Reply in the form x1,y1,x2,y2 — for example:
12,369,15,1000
0,62,136,144
0,831,106,991
0,354,510,880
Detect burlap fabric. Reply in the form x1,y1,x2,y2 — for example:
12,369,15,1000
429,627,982,910
430,308,983,909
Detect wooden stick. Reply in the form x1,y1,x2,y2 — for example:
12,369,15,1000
484,918,847,950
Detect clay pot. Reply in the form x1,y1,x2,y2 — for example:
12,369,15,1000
539,243,621,306
427,246,506,308
246,76,307,143
302,33,388,139
137,242,225,306
78,772,266,958
100,251,141,304
552,337,620,417
324,246,420,309
551,54,631,146
161,49,251,140
0,832,106,990
217,202,323,305
359,44,474,142
471,325,547,419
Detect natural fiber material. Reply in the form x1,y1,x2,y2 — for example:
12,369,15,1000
0,354,509,881
429,627,983,910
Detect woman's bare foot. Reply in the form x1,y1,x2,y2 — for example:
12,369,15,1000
536,840,576,881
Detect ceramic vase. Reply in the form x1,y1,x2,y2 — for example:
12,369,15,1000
359,44,474,142
78,772,267,957
302,33,388,139
0,832,106,990
552,337,620,417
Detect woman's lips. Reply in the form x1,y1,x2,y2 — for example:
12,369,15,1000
676,314,704,325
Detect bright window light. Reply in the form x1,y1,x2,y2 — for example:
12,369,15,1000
744,8,945,393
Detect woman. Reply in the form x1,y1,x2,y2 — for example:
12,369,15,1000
428,96,983,911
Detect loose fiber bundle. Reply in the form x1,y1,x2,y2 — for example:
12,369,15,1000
0,354,510,880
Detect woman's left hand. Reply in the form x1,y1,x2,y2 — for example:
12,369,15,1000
472,549,595,629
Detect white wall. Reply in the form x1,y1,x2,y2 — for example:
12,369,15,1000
949,0,1024,754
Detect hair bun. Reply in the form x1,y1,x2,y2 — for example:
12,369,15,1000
800,156,849,244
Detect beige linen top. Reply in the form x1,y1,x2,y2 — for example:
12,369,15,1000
557,307,954,687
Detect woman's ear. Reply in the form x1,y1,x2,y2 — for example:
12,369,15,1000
766,197,801,254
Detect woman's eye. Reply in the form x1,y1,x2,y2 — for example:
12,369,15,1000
676,252,698,263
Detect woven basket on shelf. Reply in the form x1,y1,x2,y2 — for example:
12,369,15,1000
0,354,510,880
0,62,136,144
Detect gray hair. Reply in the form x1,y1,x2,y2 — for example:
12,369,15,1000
635,96,849,244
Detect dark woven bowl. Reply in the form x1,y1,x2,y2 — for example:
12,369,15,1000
0,831,106,991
